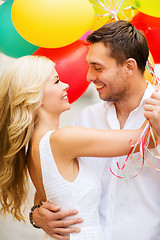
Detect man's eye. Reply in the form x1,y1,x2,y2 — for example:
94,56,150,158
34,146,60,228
55,79,59,84
95,67,102,71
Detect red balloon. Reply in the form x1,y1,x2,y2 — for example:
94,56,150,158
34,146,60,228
33,40,89,103
132,12,160,64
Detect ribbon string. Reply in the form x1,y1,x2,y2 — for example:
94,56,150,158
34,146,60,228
90,0,135,21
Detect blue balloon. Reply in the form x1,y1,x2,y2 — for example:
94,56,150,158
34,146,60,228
0,0,38,58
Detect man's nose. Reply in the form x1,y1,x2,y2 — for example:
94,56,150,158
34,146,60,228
86,69,97,83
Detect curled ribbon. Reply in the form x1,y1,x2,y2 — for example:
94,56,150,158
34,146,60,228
91,0,136,21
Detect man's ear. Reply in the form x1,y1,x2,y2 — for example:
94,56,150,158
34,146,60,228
126,58,137,75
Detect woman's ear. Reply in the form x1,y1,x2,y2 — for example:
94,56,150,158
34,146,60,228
126,58,137,76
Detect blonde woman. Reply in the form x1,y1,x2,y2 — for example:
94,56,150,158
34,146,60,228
0,56,152,239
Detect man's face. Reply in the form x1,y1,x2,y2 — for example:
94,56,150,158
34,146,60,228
86,42,130,102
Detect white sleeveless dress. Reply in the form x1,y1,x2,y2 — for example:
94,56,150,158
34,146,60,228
39,130,104,240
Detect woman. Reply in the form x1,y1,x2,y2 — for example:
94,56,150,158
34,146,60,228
0,55,152,239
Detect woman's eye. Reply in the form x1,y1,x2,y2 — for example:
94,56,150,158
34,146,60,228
55,79,59,84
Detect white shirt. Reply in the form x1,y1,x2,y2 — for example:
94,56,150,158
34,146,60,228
74,83,160,240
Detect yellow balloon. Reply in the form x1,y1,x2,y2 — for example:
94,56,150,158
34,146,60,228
11,0,95,48
135,0,160,18
89,0,137,30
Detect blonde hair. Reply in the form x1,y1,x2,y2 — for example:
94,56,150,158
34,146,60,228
0,55,55,221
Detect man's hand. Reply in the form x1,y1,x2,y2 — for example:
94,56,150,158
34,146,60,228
144,92,160,137
32,201,83,240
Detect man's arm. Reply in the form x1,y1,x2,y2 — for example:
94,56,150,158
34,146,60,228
31,192,83,240
144,92,160,136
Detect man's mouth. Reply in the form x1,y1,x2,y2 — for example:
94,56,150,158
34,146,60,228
94,84,105,92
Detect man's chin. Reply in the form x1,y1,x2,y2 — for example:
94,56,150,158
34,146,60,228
99,94,116,102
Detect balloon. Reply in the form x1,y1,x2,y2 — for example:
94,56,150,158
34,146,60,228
33,40,90,103
135,0,160,18
80,30,93,42
89,0,137,30
0,0,38,58
132,12,160,63
11,0,95,48
144,52,155,85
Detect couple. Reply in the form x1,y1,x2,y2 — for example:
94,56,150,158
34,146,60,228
0,20,160,240
31,20,160,240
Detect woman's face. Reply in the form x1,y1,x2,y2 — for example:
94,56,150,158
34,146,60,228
41,68,71,116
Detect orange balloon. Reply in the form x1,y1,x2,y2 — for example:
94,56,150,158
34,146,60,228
144,52,154,85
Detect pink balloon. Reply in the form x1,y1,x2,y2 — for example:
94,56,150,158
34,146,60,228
80,30,93,42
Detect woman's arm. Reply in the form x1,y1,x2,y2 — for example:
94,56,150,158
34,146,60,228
51,124,146,161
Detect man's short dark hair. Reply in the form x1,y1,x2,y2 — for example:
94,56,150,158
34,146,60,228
87,20,149,73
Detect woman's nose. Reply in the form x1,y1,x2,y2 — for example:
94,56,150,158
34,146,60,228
61,81,69,90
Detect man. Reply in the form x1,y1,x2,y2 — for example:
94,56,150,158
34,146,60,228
30,20,160,240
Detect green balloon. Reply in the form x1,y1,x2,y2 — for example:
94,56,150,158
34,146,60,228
0,0,38,58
